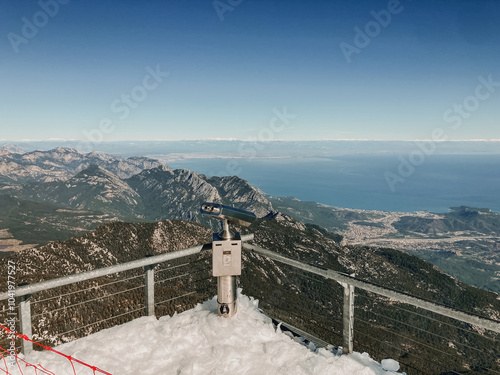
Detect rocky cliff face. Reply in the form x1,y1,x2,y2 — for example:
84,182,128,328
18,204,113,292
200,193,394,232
207,175,274,218
18,166,145,218
125,166,222,223
0,147,162,184
1,148,275,245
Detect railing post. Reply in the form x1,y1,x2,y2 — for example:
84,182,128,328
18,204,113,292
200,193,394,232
342,283,354,354
145,264,155,316
18,293,33,355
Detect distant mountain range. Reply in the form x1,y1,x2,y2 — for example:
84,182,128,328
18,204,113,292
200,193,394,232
0,146,499,373
0,146,162,183
0,147,499,294
271,197,500,293
0,148,274,246
3,139,500,159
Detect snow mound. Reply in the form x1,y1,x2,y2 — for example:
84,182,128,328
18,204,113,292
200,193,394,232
381,358,400,372
17,292,402,374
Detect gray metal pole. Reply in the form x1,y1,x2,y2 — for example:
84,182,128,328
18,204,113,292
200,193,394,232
145,265,155,316
342,283,355,354
18,294,33,355
217,275,237,316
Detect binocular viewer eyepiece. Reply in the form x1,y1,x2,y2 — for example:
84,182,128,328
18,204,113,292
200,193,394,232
200,202,256,227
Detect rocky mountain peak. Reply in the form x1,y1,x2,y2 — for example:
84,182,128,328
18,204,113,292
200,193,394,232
0,144,24,154
0,148,164,183
74,165,119,180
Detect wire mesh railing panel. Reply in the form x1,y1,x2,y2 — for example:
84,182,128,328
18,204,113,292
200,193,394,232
241,254,344,348
18,251,216,350
154,252,213,318
29,268,146,348
354,290,500,375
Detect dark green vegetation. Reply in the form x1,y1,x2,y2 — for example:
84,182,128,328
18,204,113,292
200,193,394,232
268,195,382,232
1,148,499,373
392,207,500,294
269,196,500,295
0,220,213,348
242,216,500,375
0,217,498,374
0,194,119,245
414,249,500,293
393,206,500,236
1,164,273,247
2,148,499,297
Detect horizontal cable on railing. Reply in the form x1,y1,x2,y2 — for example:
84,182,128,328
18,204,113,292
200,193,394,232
156,275,213,296
54,306,146,339
34,304,145,332
357,324,496,375
155,267,212,286
32,285,145,318
356,293,453,332
391,304,499,342
155,262,191,274
258,298,343,327
357,292,499,343
260,307,344,344
155,291,197,307
155,256,211,275
32,272,145,306
356,317,467,363
354,327,464,375
356,296,499,360
154,272,190,285
257,299,344,342
360,305,459,344
353,334,435,375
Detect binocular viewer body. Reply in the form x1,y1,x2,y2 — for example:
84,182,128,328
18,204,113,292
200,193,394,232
200,202,256,318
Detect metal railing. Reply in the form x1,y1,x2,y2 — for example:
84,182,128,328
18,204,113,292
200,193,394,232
242,243,500,374
1,235,499,374
0,235,253,355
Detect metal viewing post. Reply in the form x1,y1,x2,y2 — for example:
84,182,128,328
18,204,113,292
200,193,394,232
201,202,256,317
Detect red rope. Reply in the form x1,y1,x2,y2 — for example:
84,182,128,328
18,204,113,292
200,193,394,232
0,324,112,375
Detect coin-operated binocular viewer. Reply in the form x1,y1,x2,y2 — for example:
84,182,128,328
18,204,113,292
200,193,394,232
201,202,256,318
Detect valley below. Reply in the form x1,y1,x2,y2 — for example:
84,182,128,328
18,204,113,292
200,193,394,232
270,197,500,293
1,146,499,293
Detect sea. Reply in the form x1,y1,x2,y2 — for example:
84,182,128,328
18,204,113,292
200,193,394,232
167,154,500,214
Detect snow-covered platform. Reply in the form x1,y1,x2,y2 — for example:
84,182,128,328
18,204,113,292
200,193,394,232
14,293,401,374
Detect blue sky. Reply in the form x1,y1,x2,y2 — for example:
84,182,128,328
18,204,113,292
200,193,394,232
1,0,499,142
